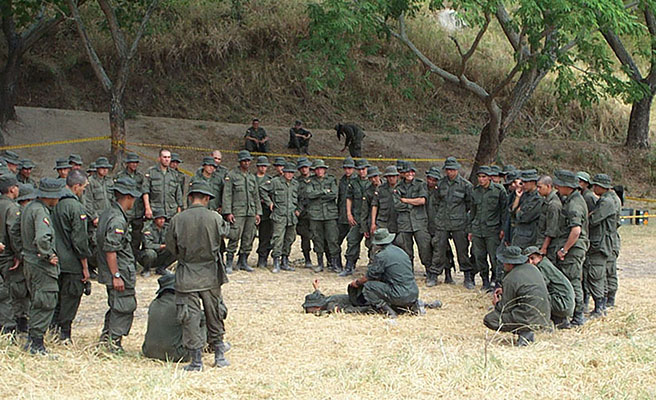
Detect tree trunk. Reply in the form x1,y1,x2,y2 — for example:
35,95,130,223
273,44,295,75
109,92,126,168
469,100,503,181
625,92,653,149
0,50,21,128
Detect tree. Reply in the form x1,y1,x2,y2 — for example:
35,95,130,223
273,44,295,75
67,0,159,164
303,0,608,177
0,1,67,144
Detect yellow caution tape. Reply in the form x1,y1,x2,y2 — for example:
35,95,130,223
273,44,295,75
619,215,650,219
0,136,110,151
626,196,656,204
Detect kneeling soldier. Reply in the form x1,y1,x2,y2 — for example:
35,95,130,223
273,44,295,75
140,209,176,276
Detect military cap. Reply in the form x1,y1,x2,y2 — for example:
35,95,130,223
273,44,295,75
372,228,396,245
490,165,502,176
188,180,215,198
256,156,270,166
113,176,141,198
522,246,542,256
19,159,35,169
342,157,355,168
426,166,442,179
156,274,175,296
252,118,260,122
576,171,591,183
443,156,461,170
477,165,492,176
396,159,408,170
125,152,140,163
502,164,517,175
294,119,303,126
520,169,539,182
496,246,528,265
16,183,37,202
367,166,381,178
283,162,297,173
36,178,66,199
0,175,18,192
2,151,20,165
171,153,183,163
591,173,612,189
202,156,218,167
54,158,71,170
296,157,311,169
86,162,97,173
94,157,112,169
152,208,167,219
68,154,83,166
302,290,328,310
313,159,328,169
401,161,417,173
273,157,287,166
504,170,519,184
553,169,579,189
355,158,370,169
238,150,253,161
383,166,399,177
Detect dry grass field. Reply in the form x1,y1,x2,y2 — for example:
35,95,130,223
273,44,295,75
1,221,655,399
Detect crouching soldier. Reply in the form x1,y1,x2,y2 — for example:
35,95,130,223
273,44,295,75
140,209,176,275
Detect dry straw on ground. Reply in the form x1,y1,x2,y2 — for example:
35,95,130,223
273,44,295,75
1,224,655,399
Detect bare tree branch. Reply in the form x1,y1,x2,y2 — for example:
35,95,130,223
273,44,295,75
126,0,159,61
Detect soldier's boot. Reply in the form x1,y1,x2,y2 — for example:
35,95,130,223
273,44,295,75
425,273,437,288
410,300,426,315
553,316,572,330
515,331,535,347
303,251,313,269
582,292,590,314
225,253,234,274
606,291,616,308
108,335,124,353
444,268,455,284
238,254,254,272
570,311,586,326
257,254,268,269
281,256,295,271
590,297,606,319
27,336,48,355
336,255,344,274
59,322,72,344
16,317,28,334
183,348,203,372
338,259,354,277
214,342,230,368
379,304,398,319
312,254,324,273
272,257,281,274
463,271,475,290
481,273,492,292
327,253,337,273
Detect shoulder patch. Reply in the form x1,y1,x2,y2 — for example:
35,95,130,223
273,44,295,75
43,217,50,226
145,174,150,178
144,231,152,235
225,176,230,181
80,214,87,220
16,211,20,216
114,228,124,234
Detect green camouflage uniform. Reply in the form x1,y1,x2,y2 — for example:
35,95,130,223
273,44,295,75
470,182,507,282
536,189,562,263
393,178,431,272
142,166,183,218
307,174,339,258
222,167,262,256
262,176,299,258
345,176,371,264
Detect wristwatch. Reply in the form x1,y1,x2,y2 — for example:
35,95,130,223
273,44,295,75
559,247,568,255
114,272,122,279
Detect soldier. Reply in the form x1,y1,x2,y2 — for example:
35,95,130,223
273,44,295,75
295,158,314,268
372,166,399,235
272,157,286,177
96,177,141,352
170,153,187,196
210,150,228,211
86,162,96,178
51,170,91,342
254,156,274,268
606,185,622,308
536,175,562,263
342,159,372,276
469,166,507,291
490,166,503,185
193,156,221,211
288,120,312,155
83,157,114,279
337,157,356,261
21,178,66,354
306,159,339,273
143,149,183,220
263,162,300,273
0,176,20,335
2,150,20,174
360,166,381,260
510,169,543,249
244,118,269,153
141,209,176,276
54,158,71,181
553,169,590,326
483,246,551,346
114,153,145,262
335,123,366,157
68,154,83,171
524,246,575,329
166,180,231,371
222,150,262,273
426,166,455,285
16,159,36,187
577,171,598,212
393,162,431,279
433,157,474,289
348,228,419,318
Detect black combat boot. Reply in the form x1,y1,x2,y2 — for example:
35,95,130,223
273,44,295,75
281,255,294,271
326,253,335,272
516,331,535,346
590,297,606,319
214,342,230,368
59,322,72,344
16,317,28,334
272,257,281,274
27,336,47,355
606,291,616,308
463,271,475,290
183,348,203,372
257,254,267,268
238,254,254,272
425,273,437,288
338,259,354,277
303,251,313,268
570,311,586,326
379,304,398,319
312,254,324,273
481,272,492,292
553,316,572,330
583,292,590,314
444,268,455,284
225,253,234,274
108,335,124,353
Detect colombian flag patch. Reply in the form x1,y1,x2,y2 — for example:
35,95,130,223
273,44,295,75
114,228,124,234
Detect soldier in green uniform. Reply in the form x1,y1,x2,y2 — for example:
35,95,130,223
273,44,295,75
51,170,91,342
307,159,339,273
335,123,366,157
337,157,356,264
360,166,381,261
21,178,66,354
393,162,432,277
193,157,223,212
96,177,141,352
166,180,231,371
262,162,300,273
68,154,83,170
536,175,562,263
483,246,551,346
143,149,183,221
295,158,314,268
577,171,598,212
348,228,419,318
585,174,619,318
342,159,372,276
2,150,20,174
211,150,228,204
553,169,590,326
426,166,455,285
244,118,269,153
372,166,399,235
114,153,145,262
433,157,474,288
606,187,622,308
489,166,503,185
170,153,187,196
83,157,114,279
141,209,176,275
510,169,543,249
288,120,312,155
272,157,286,177
469,166,507,291
524,246,575,329
86,162,96,177
16,159,36,187
222,150,262,273
0,176,20,334
54,158,71,181
255,156,274,268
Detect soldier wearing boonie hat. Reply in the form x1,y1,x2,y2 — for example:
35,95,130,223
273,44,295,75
342,159,372,276
0,175,20,334
509,169,543,250
307,159,339,273
16,159,36,187
115,152,146,261
336,157,357,269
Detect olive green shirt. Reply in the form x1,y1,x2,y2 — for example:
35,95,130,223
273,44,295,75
193,169,223,211
115,169,145,220
16,173,36,188
0,194,20,267
96,202,136,289
434,174,473,232
394,178,428,233
495,263,551,328
338,174,355,224
372,182,398,233
511,189,543,248
52,189,91,274
360,183,378,234
581,188,598,214
20,199,59,281
142,220,167,250
366,244,419,302
222,168,262,217
536,189,562,248
535,257,575,316
307,174,338,221
143,165,183,217
245,127,267,142
83,174,113,221
295,174,313,219
256,174,273,221
346,176,370,222
553,190,589,252
470,182,507,237
262,176,299,226
588,190,618,257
